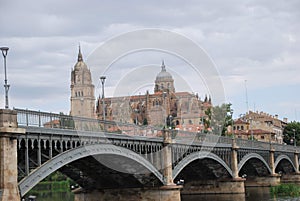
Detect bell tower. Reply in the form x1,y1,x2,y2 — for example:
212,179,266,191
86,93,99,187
70,46,95,118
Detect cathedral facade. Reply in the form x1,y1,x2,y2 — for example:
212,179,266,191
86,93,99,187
69,47,211,131
95,61,212,131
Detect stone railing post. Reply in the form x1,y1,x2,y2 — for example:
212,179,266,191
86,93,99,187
231,138,239,179
294,150,300,174
0,109,25,201
162,129,174,185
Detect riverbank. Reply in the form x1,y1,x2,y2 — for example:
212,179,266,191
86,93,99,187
24,172,75,201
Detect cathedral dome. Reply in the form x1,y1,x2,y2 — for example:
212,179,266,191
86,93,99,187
155,61,173,82
154,61,175,93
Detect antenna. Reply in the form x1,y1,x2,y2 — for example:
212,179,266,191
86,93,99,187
244,80,249,112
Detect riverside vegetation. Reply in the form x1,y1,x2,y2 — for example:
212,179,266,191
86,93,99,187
270,183,300,197
26,172,75,201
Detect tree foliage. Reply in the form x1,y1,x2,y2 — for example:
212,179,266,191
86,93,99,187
204,103,233,135
283,121,300,146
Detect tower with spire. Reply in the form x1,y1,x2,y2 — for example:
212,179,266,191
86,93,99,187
70,46,95,118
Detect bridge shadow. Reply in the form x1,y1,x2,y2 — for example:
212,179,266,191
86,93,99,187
18,143,164,197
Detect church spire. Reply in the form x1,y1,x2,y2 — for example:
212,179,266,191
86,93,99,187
78,44,83,62
161,60,166,72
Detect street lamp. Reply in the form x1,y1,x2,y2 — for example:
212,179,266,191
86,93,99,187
100,76,106,130
293,129,296,147
134,108,139,125
0,47,10,109
163,91,167,128
249,117,254,141
167,115,173,129
230,109,234,138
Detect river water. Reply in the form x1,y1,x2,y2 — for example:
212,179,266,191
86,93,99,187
30,187,298,201
182,187,297,201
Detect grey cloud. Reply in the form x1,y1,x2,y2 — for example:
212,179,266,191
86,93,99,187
0,0,299,120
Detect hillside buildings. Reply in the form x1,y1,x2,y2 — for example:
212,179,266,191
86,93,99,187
233,111,287,144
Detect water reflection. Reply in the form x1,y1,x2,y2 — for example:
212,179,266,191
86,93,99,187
25,192,74,201
181,187,297,201
246,187,272,201
181,193,246,201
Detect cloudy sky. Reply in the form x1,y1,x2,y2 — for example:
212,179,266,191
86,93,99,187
0,0,299,122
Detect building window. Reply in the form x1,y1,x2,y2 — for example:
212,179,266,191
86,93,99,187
241,126,244,130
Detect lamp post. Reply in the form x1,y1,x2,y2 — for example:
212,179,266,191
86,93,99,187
267,121,272,144
293,129,296,147
134,108,139,125
0,47,10,109
100,76,106,131
163,91,167,129
249,117,253,140
230,110,234,138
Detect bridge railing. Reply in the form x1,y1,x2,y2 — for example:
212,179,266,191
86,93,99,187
272,143,298,152
14,108,300,152
14,108,95,129
236,138,270,150
14,108,165,136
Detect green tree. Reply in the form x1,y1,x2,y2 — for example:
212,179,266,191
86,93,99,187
204,103,233,136
59,112,75,129
283,121,300,146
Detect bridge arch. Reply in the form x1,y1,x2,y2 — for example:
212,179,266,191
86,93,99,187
19,143,164,197
173,151,232,179
238,153,272,175
275,154,296,173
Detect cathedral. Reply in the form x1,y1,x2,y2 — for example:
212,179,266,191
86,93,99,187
70,47,212,131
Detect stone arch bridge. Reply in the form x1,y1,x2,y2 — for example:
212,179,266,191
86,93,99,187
0,109,299,201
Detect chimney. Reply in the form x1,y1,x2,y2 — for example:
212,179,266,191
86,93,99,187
283,117,288,123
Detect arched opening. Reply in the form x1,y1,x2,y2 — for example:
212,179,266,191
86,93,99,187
275,158,295,174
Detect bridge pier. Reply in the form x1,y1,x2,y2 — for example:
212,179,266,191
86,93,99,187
269,146,276,175
281,173,300,183
0,109,25,201
294,151,300,174
244,175,280,187
181,178,245,195
231,138,240,179
163,129,174,185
